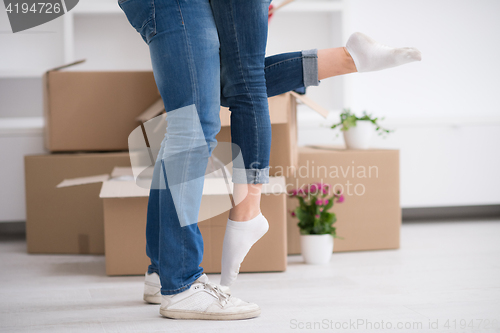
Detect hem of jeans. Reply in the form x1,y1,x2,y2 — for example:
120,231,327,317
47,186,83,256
232,167,270,184
160,274,202,296
147,267,159,275
302,49,319,87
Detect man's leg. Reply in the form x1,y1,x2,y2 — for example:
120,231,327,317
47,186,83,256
146,0,221,295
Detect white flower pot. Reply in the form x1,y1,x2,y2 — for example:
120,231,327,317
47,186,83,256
343,120,374,149
300,234,334,265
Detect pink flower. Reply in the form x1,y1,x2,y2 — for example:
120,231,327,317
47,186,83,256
309,184,317,193
298,186,309,195
291,211,296,217
315,214,320,219
315,199,323,205
324,200,329,205
288,189,298,197
336,195,345,203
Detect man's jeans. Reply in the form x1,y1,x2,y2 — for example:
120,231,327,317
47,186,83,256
119,0,320,295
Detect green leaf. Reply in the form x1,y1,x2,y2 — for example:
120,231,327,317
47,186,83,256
323,197,334,211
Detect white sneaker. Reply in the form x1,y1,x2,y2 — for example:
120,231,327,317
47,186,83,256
143,273,232,304
160,274,260,320
219,285,231,295
143,272,161,304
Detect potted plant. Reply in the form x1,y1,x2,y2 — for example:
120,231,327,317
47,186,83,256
330,108,392,149
289,182,344,265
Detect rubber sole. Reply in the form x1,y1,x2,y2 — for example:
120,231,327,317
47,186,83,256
160,307,261,320
144,294,161,304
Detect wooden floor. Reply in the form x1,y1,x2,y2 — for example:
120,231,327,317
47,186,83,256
1,219,499,333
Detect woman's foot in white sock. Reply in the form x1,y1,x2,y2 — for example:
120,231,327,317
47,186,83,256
345,31,422,73
220,213,269,287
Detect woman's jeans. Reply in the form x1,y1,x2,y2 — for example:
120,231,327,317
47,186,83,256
119,0,319,295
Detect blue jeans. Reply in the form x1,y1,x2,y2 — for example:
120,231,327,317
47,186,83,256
119,0,319,295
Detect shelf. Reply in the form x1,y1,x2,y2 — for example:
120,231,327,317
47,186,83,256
0,70,44,79
0,117,44,136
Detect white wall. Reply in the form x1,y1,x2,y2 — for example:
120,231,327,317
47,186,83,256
267,10,344,112
345,0,500,119
298,0,500,208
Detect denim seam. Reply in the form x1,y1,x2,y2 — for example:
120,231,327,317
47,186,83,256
175,1,198,224
148,0,156,42
177,1,198,105
228,2,259,182
181,214,186,282
264,56,302,71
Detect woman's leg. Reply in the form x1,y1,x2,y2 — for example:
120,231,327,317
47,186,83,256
256,31,422,98
221,50,319,107
318,47,358,79
211,0,273,287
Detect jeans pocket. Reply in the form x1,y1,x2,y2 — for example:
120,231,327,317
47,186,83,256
118,0,157,44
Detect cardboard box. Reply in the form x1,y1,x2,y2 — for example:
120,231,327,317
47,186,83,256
24,152,131,254
95,171,288,276
43,61,160,152
285,146,401,254
136,92,328,177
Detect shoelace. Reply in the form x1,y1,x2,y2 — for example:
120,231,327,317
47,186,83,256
203,282,230,307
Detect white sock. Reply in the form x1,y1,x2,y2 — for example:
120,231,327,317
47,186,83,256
345,32,422,73
220,213,269,287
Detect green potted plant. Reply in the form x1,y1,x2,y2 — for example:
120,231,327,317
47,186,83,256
330,108,392,149
289,182,344,264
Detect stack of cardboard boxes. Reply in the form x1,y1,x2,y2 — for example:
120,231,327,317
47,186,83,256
25,64,159,255
24,62,402,276
24,63,316,275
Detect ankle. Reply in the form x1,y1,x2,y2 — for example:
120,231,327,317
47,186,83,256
228,209,261,222
343,47,358,73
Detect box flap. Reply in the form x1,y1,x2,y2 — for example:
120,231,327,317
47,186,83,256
262,176,287,194
46,59,86,73
99,175,287,198
99,180,150,198
111,167,134,178
135,92,327,125
136,98,165,123
290,91,329,118
57,174,109,188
